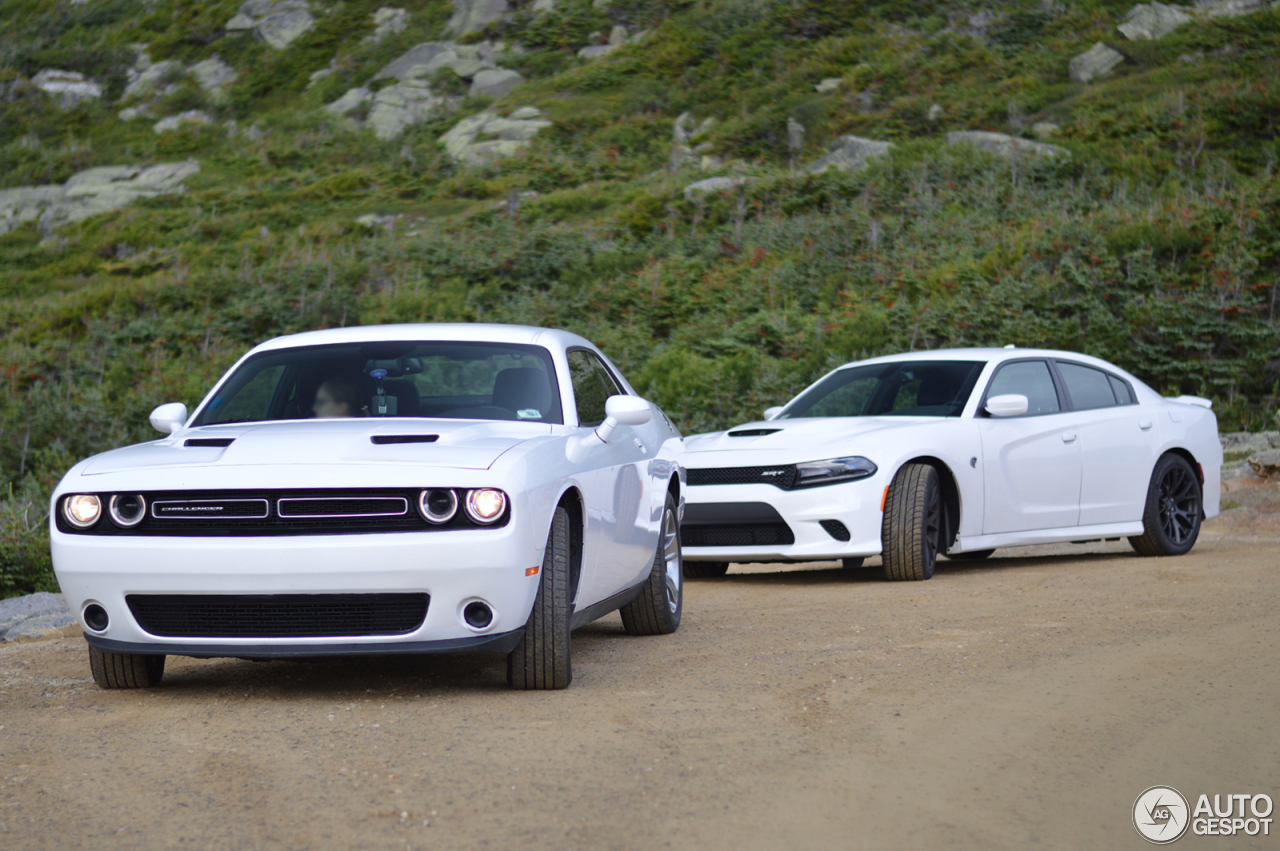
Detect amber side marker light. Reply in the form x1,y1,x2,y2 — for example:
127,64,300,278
880,486,889,512
526,566,540,577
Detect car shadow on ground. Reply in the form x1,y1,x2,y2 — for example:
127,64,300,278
150,618,637,696
703,548,1142,587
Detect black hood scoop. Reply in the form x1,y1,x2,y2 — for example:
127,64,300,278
371,434,440,445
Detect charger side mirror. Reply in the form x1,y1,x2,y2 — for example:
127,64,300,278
984,394,1029,418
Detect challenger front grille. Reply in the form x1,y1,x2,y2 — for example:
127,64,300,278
127,593,429,638
687,465,797,489
681,522,795,547
58,489,508,536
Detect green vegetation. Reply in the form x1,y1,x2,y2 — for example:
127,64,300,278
1,0,1278,595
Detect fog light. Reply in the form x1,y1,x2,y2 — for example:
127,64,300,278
108,494,147,528
464,489,506,524
418,489,458,524
63,494,102,529
83,604,109,632
463,601,493,629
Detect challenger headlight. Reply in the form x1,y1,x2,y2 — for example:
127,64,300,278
63,494,103,528
464,488,507,524
108,494,147,528
792,457,878,487
418,489,459,524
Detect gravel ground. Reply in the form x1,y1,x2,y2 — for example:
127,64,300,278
1,528,1277,850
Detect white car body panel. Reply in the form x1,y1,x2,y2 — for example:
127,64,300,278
50,324,685,657
681,348,1221,563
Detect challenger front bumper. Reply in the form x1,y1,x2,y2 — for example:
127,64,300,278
52,525,544,657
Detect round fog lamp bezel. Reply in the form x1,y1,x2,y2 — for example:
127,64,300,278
418,489,459,525
464,488,507,524
63,494,103,529
108,493,147,528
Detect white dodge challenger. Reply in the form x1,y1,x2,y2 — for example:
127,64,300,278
680,347,1221,580
51,324,685,690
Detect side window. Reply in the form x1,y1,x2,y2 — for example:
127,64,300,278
986,361,1060,415
1107,374,1134,405
1057,362,1118,410
567,350,621,427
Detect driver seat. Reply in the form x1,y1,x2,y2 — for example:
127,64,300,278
491,368,552,417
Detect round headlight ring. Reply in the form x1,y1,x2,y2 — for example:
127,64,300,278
108,493,147,528
418,489,459,525
464,488,507,524
63,494,103,529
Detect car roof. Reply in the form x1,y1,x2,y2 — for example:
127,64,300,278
839,347,1126,373
250,323,597,354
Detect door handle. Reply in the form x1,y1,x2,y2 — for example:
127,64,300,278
1139,420,1153,430
1061,433,1077,443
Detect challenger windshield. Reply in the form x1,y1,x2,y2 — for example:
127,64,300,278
192,341,564,426
780,360,985,418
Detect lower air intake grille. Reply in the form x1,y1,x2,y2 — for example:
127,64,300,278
819,519,851,541
681,522,795,548
127,593,429,638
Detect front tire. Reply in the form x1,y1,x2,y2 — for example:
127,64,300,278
684,561,729,578
1129,453,1202,557
881,463,943,582
620,494,682,636
88,646,165,689
507,506,573,690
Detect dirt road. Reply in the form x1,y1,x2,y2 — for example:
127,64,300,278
2,530,1278,850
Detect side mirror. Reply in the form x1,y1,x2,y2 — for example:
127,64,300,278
763,406,784,421
984,394,1029,418
595,395,651,442
150,402,189,434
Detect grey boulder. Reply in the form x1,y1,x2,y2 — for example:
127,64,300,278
31,70,102,105
1069,42,1125,84
1118,3,1191,39
153,110,214,133
0,593,74,641
809,136,893,173
0,162,200,237
471,68,523,97
683,176,750,200
227,0,315,49
446,0,509,36
439,109,551,164
190,57,237,101
945,130,1066,158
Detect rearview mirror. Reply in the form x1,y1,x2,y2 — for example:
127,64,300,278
985,394,1029,418
595,395,651,442
150,402,188,434
763,406,784,421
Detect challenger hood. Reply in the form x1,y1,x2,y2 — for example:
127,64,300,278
683,416,940,457
81,419,551,475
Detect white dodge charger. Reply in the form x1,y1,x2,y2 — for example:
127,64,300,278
51,324,685,690
680,348,1221,580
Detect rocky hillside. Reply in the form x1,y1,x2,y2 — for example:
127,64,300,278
1,0,1279,593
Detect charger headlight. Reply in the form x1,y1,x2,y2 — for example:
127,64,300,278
63,494,103,528
464,488,507,524
792,456,877,487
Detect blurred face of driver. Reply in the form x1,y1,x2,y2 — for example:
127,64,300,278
313,384,352,418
